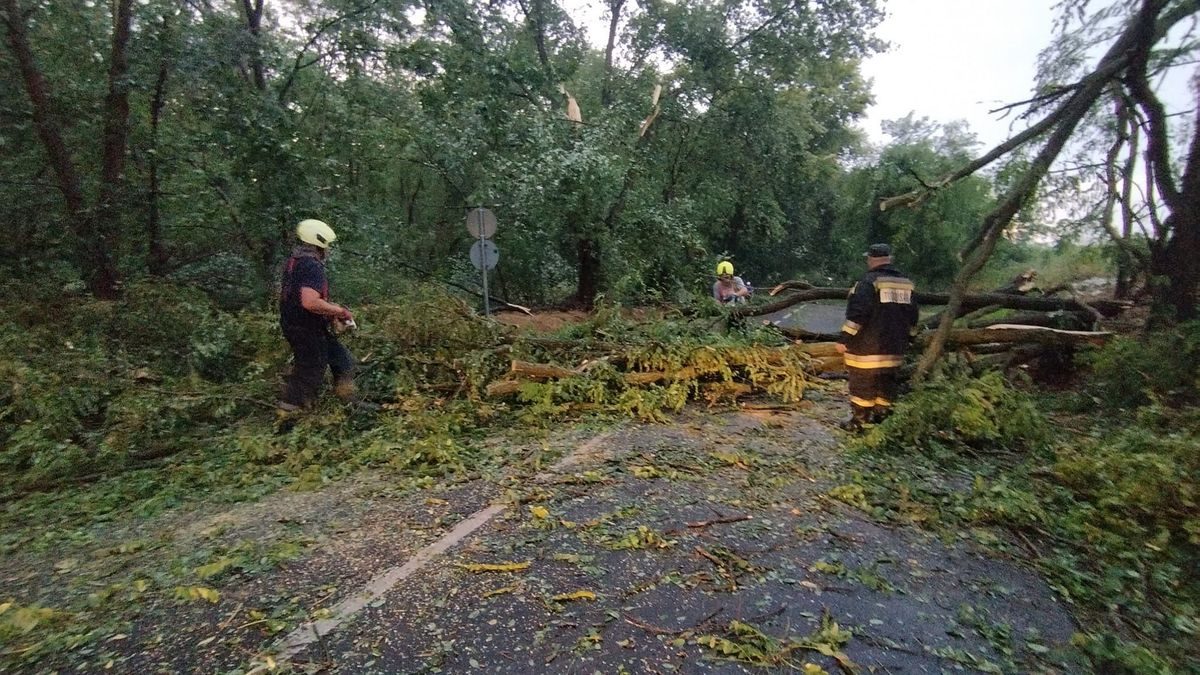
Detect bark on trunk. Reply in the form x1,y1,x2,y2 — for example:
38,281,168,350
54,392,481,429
600,0,624,106
575,237,601,309
1124,0,1200,322
240,0,267,91
912,0,1167,380
3,0,122,298
93,0,135,285
147,28,170,276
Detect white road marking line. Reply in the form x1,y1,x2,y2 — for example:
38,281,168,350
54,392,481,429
249,431,614,672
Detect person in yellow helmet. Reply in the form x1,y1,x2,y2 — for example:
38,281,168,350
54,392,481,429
712,261,751,305
277,219,356,416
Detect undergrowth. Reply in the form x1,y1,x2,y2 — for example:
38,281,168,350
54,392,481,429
845,351,1200,673
0,283,819,671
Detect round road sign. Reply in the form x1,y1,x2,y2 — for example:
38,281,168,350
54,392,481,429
469,239,500,270
466,207,497,239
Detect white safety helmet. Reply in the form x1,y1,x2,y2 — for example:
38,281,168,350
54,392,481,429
296,219,337,249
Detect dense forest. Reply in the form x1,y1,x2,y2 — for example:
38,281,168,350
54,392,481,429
1,0,1198,673
5,0,1191,310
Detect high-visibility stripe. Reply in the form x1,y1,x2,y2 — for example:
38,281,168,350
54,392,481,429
875,278,914,304
874,397,892,407
844,354,903,369
841,320,861,336
850,396,876,407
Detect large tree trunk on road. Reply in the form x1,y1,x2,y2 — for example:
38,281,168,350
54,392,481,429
734,287,1127,319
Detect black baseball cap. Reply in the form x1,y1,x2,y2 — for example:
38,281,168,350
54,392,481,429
865,243,892,258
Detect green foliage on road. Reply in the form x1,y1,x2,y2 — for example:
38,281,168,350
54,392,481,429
0,282,818,501
845,344,1200,673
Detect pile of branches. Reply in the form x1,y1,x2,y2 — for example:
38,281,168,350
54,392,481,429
484,340,838,417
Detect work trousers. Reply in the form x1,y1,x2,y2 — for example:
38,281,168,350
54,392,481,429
281,325,354,408
847,366,900,411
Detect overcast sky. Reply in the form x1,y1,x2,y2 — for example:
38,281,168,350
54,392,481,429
571,0,1193,153
858,0,1056,149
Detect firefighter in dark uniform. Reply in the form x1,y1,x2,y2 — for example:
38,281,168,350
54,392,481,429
277,219,356,418
836,243,919,431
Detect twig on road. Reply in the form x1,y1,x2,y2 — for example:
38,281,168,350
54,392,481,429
686,514,751,529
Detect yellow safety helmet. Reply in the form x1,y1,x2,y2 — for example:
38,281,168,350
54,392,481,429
296,219,337,249
716,261,734,277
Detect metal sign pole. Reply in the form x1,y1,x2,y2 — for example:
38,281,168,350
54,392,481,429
477,208,490,316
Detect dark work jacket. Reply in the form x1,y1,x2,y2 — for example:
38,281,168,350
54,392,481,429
280,246,330,331
837,264,919,369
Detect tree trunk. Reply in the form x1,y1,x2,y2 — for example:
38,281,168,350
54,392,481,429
1124,1,1200,323
147,23,170,276
1160,83,1200,321
601,0,624,106
406,177,422,227
575,237,601,309
96,0,134,256
913,0,1167,380
734,286,1127,319
3,0,121,298
240,0,267,92
724,202,745,254
526,0,550,69
1158,209,1200,321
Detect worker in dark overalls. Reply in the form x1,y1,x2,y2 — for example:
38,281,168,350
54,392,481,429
836,244,919,431
277,219,356,419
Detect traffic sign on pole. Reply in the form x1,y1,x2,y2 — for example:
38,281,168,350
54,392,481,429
466,207,499,316
469,239,500,270
466,208,497,239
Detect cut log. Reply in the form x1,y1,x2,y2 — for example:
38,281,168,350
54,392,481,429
812,355,845,372
510,360,578,380
793,342,842,357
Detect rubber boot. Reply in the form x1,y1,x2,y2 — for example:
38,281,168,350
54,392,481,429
274,400,301,434
333,376,356,402
333,377,381,413
838,405,873,432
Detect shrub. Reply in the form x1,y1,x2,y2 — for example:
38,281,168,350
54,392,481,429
860,370,1049,455
1080,321,1200,410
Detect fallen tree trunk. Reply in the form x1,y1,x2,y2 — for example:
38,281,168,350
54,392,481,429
967,310,1093,330
915,325,1113,348
485,326,1111,397
771,324,841,342
734,286,1128,319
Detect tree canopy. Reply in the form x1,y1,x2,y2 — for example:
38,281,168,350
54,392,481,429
1,0,1196,322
